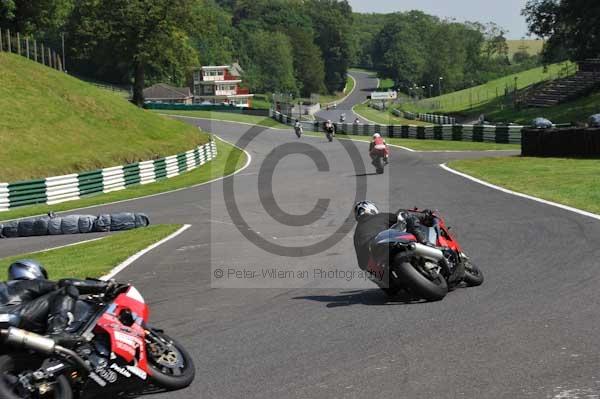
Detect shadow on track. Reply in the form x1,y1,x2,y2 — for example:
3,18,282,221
353,172,380,177
293,289,428,308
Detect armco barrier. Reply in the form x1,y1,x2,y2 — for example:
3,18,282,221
0,140,217,211
270,109,522,144
418,112,456,125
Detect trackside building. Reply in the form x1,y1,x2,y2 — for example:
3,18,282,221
191,63,254,107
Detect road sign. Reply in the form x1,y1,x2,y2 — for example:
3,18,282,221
371,91,397,100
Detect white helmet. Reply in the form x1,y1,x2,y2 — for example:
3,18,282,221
373,133,381,139
354,201,379,221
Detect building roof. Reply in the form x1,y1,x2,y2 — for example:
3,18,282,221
143,83,192,100
195,63,245,77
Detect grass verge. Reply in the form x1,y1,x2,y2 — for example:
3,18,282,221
448,156,600,214
353,103,433,126
0,224,182,280
153,110,288,129
301,131,519,151
0,139,247,221
0,53,208,182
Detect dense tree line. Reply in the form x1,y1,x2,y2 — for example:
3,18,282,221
523,0,600,62
0,0,352,102
1,0,548,104
351,12,542,95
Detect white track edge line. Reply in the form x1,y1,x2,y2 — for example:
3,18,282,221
440,163,600,222
101,224,192,281
21,236,107,254
0,136,252,223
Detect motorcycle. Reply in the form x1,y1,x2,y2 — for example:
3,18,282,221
0,282,195,398
294,122,303,138
366,209,483,301
371,148,386,174
324,123,335,142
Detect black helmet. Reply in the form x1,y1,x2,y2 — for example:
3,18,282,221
8,259,48,281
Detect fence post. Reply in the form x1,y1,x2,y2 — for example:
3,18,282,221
25,36,29,58
16,32,20,55
33,40,37,62
7,29,11,53
40,43,44,65
0,29,3,52
47,47,51,68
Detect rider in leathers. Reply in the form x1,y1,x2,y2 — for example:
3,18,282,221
353,201,429,272
0,260,114,343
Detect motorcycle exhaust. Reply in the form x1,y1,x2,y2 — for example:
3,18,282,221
409,243,444,261
1,327,91,372
2,327,56,354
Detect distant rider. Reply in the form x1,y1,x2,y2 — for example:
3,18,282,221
340,113,346,123
369,133,389,164
324,119,335,137
354,118,361,125
294,119,303,137
0,259,115,344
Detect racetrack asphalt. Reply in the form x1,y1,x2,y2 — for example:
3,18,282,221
2,72,600,399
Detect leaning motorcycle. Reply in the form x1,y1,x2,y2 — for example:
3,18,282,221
366,209,483,301
0,282,195,398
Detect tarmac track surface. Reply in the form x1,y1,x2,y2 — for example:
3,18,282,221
1,72,600,399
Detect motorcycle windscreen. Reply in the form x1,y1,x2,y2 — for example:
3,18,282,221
372,229,417,246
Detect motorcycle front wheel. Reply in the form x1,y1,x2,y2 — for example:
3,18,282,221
463,261,484,287
0,354,73,399
393,255,448,301
145,329,196,391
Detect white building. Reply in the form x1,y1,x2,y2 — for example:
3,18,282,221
191,63,254,107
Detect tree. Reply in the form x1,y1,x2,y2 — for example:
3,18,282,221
306,0,353,93
288,29,326,96
239,29,297,94
67,0,200,106
0,0,74,37
523,0,600,61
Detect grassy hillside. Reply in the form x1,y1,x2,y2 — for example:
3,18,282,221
475,90,600,125
0,53,208,182
507,40,544,57
400,62,574,115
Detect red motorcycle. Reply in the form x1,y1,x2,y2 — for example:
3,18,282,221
0,283,195,398
367,209,483,301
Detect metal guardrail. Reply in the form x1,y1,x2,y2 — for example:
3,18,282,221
270,109,522,144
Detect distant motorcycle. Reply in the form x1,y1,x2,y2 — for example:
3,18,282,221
324,121,335,142
367,209,484,301
339,114,346,123
294,121,303,138
0,282,195,398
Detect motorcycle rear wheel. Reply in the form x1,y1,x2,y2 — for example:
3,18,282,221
463,261,484,287
393,255,448,301
0,354,73,399
146,330,196,391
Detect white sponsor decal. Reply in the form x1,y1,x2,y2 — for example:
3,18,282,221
114,331,139,347
89,372,107,387
96,366,118,384
110,363,131,378
125,287,145,303
126,365,147,380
